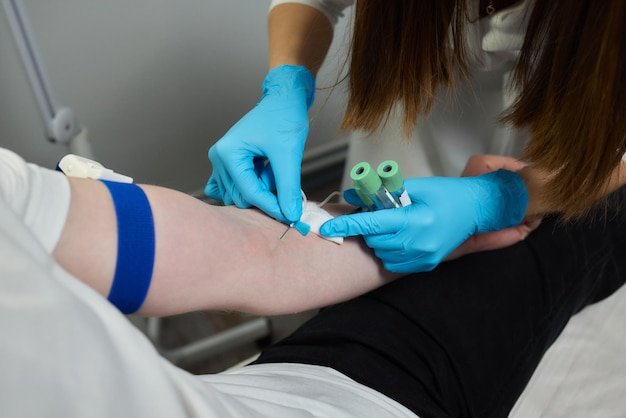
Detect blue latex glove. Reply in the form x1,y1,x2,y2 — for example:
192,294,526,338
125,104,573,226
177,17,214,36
321,170,528,273
205,65,315,223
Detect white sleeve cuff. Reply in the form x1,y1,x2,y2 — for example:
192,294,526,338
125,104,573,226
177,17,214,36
0,148,70,253
269,0,353,25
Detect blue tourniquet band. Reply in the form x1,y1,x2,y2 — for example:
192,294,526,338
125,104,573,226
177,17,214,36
100,180,155,314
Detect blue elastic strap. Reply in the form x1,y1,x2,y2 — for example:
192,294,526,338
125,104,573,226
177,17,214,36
100,180,155,314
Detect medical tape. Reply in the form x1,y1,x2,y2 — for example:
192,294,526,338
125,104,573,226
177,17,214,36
100,180,155,314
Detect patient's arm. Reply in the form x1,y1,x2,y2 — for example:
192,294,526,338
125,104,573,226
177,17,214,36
53,178,401,317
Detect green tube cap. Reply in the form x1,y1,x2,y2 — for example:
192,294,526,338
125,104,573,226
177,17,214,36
377,160,403,193
350,162,382,195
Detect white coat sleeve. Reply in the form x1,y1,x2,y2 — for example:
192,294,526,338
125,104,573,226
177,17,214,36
269,0,353,25
0,147,70,252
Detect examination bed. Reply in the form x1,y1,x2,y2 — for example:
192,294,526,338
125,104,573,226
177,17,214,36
511,280,626,417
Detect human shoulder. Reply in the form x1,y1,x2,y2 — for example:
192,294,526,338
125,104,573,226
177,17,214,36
269,0,354,25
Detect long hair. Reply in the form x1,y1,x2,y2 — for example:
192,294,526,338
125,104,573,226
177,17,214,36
341,0,626,218
340,0,469,136
503,0,626,217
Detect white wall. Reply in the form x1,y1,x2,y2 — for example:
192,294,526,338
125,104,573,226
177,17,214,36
0,0,351,192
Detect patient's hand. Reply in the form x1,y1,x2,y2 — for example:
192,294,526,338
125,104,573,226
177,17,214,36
445,154,542,261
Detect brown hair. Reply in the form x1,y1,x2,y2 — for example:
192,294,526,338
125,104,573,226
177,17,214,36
341,0,626,218
341,0,469,136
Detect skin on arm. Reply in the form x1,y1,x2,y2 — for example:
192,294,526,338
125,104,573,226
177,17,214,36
268,3,334,74
52,178,400,317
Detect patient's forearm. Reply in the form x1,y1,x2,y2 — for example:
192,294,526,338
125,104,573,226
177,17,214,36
53,178,400,317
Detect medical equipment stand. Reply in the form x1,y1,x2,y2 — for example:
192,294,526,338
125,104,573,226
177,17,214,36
3,0,93,157
3,0,271,369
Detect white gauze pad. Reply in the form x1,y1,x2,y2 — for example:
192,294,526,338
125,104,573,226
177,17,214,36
300,193,343,245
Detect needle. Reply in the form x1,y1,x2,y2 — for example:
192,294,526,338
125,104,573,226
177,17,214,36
279,223,293,240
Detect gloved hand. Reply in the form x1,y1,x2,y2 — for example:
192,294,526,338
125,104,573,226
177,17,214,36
205,65,315,223
320,170,528,273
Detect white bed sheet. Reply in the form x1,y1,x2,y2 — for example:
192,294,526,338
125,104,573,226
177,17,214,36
511,281,626,417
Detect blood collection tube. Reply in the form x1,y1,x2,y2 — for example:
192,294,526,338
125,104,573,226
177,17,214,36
353,184,377,212
350,162,399,210
377,160,412,207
